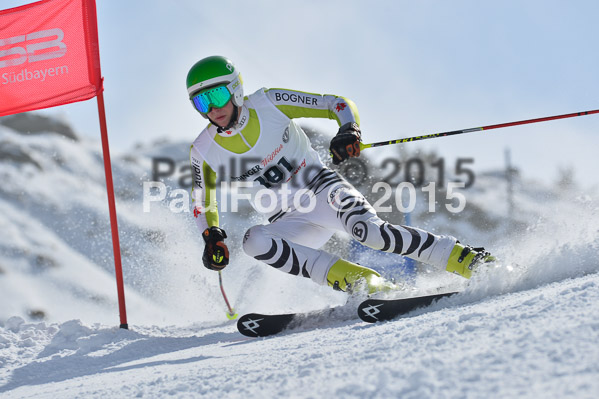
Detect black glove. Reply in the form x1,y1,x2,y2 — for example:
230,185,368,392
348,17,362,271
202,226,229,271
329,122,362,165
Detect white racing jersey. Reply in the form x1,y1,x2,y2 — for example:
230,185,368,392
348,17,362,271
190,87,360,232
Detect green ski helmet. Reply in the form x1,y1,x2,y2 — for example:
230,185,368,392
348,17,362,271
186,56,243,117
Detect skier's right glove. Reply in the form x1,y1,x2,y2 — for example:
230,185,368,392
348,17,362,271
202,226,229,271
329,122,362,165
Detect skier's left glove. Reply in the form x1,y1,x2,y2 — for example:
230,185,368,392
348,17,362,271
329,122,362,165
202,226,229,271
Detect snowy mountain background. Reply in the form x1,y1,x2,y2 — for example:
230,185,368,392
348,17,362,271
1,113,598,398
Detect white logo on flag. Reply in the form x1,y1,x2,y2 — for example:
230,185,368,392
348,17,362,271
0,28,67,69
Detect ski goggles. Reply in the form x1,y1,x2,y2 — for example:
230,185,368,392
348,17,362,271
191,85,232,114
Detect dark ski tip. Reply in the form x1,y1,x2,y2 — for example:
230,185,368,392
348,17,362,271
237,313,296,338
358,291,459,323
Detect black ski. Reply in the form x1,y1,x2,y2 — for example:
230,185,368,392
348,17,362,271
237,313,294,337
237,292,460,337
237,307,339,338
358,291,459,323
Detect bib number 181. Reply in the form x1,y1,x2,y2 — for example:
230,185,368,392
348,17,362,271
254,157,294,188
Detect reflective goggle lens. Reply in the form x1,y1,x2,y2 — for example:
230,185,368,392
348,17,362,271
191,85,232,114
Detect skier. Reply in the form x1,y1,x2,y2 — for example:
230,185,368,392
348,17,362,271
188,55,492,293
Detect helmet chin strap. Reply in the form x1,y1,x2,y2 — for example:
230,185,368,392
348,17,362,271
212,106,239,133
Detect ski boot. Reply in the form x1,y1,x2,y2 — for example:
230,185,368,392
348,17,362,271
445,242,495,279
326,259,398,294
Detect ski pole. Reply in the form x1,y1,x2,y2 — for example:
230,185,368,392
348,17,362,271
218,270,238,320
360,109,599,150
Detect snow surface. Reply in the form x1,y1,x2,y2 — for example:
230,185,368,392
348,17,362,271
2,271,598,398
1,120,599,398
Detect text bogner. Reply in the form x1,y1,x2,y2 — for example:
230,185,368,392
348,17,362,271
231,141,287,182
274,92,318,106
232,164,263,182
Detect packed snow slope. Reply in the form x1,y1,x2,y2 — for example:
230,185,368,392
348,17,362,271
1,115,598,397
2,270,599,398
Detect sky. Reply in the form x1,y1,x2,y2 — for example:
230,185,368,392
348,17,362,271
3,0,599,189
